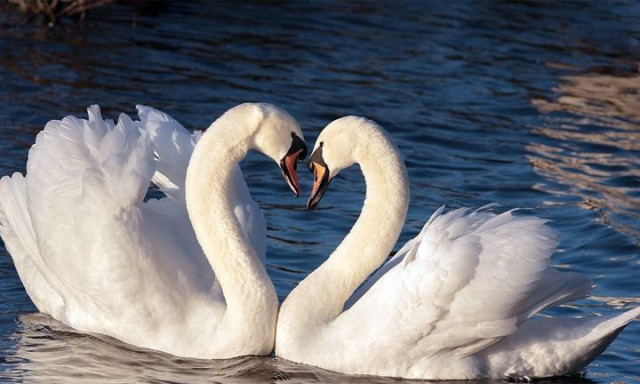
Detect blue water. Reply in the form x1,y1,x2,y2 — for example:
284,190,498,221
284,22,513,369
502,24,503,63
1,1,639,382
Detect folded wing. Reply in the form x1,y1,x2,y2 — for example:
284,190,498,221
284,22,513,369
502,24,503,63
338,207,592,360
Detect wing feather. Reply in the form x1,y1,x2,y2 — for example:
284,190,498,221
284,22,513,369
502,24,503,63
338,207,593,359
0,173,64,318
136,105,266,261
21,106,162,317
136,105,198,200
1,105,267,349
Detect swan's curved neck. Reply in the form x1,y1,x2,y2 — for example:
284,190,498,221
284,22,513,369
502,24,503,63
281,133,409,328
185,112,275,316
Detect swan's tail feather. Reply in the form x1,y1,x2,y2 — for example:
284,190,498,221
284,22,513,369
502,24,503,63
578,307,640,367
489,307,640,378
0,173,64,317
551,307,640,375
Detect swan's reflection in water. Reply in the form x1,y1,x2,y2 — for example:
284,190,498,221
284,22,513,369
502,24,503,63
529,67,640,241
3,313,274,384
1,313,597,384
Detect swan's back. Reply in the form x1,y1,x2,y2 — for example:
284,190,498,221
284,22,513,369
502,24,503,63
314,207,606,379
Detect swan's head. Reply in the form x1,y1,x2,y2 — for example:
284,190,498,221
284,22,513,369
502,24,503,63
239,103,307,196
307,116,381,209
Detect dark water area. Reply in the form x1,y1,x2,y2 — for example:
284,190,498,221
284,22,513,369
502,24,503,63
1,0,639,382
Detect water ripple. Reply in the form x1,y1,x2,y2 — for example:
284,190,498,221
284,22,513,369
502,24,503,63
1,0,640,382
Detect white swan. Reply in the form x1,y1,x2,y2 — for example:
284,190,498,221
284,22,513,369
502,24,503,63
0,103,307,359
276,116,640,380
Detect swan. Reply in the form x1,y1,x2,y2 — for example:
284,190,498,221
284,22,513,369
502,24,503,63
0,102,307,359
275,116,640,380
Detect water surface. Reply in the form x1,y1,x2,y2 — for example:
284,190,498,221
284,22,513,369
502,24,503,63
1,1,639,382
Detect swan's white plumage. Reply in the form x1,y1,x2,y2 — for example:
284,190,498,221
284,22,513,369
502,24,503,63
137,105,199,200
0,104,292,358
136,105,266,261
13,107,222,354
329,208,600,377
0,173,64,318
276,116,640,380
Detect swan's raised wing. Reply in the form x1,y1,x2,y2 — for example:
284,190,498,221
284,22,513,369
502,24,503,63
336,207,593,358
137,105,266,261
136,105,199,200
0,173,64,318
24,107,153,300
21,106,223,332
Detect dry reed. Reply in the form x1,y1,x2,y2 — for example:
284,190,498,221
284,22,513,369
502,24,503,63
7,0,115,25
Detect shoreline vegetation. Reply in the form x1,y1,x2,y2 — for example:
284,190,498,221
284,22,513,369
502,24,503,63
6,0,115,26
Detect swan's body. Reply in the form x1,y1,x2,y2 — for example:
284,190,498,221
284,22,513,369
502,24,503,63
0,103,306,358
276,116,640,380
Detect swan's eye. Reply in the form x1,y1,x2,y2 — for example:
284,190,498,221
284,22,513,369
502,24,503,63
319,142,324,148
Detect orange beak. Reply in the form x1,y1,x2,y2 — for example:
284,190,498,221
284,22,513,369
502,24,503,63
307,160,330,210
280,148,305,196
279,133,307,197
